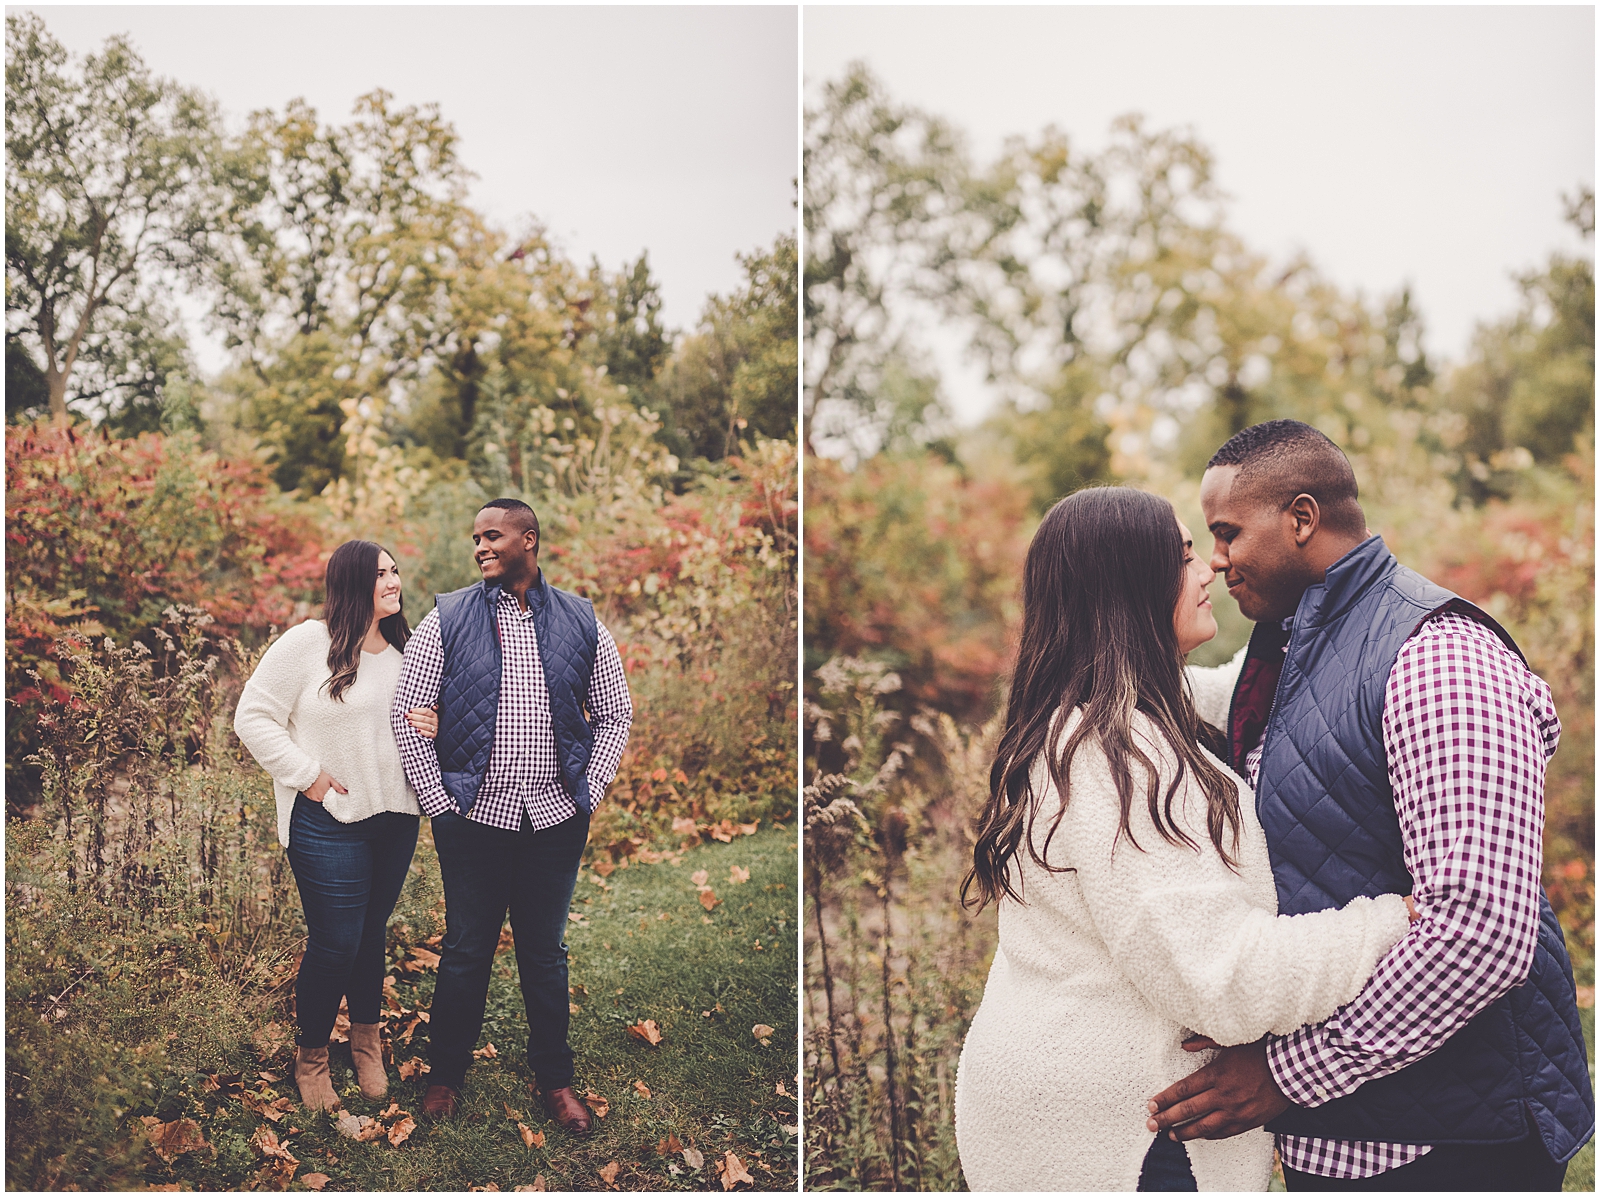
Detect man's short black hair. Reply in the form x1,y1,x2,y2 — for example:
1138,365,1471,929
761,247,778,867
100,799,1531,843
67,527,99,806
480,497,540,543
1207,420,1365,536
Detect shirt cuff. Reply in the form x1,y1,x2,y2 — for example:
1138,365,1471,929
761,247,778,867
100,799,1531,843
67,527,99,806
285,761,322,794
1266,1027,1355,1108
416,787,459,818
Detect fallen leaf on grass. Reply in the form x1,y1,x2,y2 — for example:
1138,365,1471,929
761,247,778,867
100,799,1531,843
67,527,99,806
516,1122,545,1149
335,1113,384,1142
584,1090,610,1118
690,869,709,887
329,1009,351,1044
504,1103,522,1121
698,889,721,912
570,1002,581,1014
387,1116,416,1147
514,1179,547,1192
592,858,616,878
736,822,758,836
141,1116,210,1163
633,1079,651,1099
399,947,441,974
567,912,587,924
252,1158,298,1191
681,1145,704,1170
301,1174,330,1192
473,1041,499,1059
729,865,750,883
598,1161,621,1189
718,1151,754,1190
378,1101,402,1120
626,1019,663,1046
671,816,698,836
752,1024,775,1045
397,1057,429,1079
250,1126,298,1164
776,1080,789,1096
657,1133,684,1155
258,1070,282,1083
252,1022,294,1059
709,821,734,843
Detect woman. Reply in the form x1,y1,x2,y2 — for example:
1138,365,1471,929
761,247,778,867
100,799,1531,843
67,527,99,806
953,488,1412,1191
234,541,438,1112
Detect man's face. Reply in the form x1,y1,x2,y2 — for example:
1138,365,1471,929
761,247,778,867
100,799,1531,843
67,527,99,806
1199,465,1313,623
472,507,538,585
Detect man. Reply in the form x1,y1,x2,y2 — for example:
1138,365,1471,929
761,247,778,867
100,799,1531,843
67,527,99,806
1148,420,1593,1189
391,498,632,1133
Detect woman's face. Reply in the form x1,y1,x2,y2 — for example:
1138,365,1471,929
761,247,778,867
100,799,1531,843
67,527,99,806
373,551,402,620
1173,518,1217,656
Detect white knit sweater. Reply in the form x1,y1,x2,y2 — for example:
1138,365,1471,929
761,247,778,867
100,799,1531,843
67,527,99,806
233,619,420,847
954,654,1409,1192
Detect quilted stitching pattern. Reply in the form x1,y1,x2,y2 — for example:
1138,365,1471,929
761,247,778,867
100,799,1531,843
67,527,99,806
434,579,599,815
1248,538,1594,1155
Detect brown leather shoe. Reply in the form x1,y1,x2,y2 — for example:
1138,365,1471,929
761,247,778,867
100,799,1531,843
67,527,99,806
422,1083,460,1120
540,1085,593,1134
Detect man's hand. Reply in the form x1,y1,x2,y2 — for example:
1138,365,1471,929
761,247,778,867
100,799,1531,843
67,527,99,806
1146,1038,1291,1141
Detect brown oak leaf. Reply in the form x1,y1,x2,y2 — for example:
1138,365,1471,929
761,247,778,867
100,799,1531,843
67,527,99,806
657,1133,684,1156
141,1116,209,1164
626,1019,663,1047
301,1174,330,1192
252,1158,297,1191
698,889,721,912
719,1151,754,1190
752,1024,775,1045
729,865,750,883
250,1125,298,1164
690,869,709,887
473,1041,499,1059
598,1161,621,1189
387,1116,416,1147
633,1079,651,1099
736,822,759,836
397,1057,429,1079
517,1121,545,1149
584,1090,609,1118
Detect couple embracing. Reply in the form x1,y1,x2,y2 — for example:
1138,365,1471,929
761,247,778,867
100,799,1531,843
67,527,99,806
233,499,631,1134
954,421,1594,1191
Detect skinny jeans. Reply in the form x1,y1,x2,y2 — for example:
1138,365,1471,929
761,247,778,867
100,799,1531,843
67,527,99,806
286,792,419,1047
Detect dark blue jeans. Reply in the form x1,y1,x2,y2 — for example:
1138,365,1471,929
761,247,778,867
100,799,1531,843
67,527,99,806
1138,1132,1198,1191
286,793,419,1047
427,806,589,1091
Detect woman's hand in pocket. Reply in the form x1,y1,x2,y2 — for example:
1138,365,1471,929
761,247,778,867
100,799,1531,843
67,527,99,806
405,706,439,740
306,771,348,803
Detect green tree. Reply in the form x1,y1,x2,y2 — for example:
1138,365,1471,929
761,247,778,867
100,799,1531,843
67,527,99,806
5,13,221,422
654,233,798,461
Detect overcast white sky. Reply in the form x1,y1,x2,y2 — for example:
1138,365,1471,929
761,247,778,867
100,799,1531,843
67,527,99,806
807,5,1595,423
18,4,799,375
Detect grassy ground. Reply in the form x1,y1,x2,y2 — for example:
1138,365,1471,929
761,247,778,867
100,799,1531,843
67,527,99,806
9,820,798,1192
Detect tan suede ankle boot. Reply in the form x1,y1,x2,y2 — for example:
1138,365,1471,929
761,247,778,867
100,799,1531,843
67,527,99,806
347,1022,387,1099
294,1045,339,1112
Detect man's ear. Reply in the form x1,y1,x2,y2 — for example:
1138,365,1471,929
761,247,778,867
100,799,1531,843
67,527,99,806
1288,494,1320,547
526,528,540,556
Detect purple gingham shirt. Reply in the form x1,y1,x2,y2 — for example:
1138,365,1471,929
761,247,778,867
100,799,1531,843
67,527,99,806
1245,610,1559,1179
390,587,633,832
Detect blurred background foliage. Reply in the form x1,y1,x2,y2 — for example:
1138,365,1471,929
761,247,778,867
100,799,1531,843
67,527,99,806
803,63,1593,1190
5,16,796,1188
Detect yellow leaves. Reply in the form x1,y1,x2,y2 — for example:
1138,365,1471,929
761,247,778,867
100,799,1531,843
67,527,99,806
752,1024,775,1046
626,1018,663,1047
718,1151,754,1190
598,1160,621,1188
584,1090,610,1118
729,864,750,884
140,1116,209,1164
699,889,722,912
633,1079,652,1099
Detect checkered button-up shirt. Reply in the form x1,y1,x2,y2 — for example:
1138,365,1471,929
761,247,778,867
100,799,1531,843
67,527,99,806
1245,610,1559,1179
391,588,633,832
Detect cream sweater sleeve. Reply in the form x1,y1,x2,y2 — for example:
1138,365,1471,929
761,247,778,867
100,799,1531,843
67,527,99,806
1047,716,1410,1046
233,622,323,795
1186,643,1248,728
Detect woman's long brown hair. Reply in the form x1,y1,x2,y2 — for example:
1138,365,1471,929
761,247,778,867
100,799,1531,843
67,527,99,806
323,540,410,702
962,487,1242,911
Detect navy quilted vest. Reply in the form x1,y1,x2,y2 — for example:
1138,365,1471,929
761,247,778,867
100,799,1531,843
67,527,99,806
1228,535,1593,1159
433,573,599,816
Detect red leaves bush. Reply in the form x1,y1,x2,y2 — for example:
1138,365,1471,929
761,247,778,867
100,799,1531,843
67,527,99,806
6,420,327,790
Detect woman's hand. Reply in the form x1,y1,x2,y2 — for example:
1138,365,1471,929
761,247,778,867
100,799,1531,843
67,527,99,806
306,771,348,803
1404,895,1421,923
406,706,439,740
